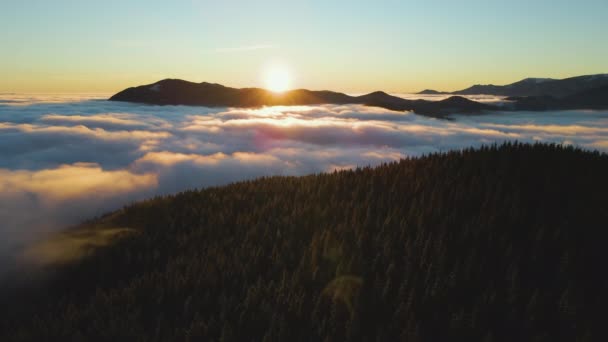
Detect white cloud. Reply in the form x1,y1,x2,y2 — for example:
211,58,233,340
1,93,608,266
0,163,156,265
0,163,156,203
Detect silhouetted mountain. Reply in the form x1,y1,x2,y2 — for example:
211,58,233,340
411,96,491,115
111,77,608,118
1,143,606,341
110,79,353,107
562,84,608,108
507,84,608,111
447,74,608,97
110,79,494,117
506,95,560,111
417,89,449,95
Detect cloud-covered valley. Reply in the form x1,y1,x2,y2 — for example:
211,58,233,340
2,93,608,263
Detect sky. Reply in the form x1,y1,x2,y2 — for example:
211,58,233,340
1,0,607,93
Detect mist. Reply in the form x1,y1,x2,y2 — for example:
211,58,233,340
1,93,608,270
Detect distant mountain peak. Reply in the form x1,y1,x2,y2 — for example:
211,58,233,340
366,90,390,96
451,73,608,97
520,77,556,84
417,89,448,95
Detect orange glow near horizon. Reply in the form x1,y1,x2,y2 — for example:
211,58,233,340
263,64,291,93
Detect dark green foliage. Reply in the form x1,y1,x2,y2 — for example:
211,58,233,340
1,143,607,341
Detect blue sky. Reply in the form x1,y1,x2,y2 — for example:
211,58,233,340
1,0,607,92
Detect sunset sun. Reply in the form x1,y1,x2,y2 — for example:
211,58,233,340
264,65,290,93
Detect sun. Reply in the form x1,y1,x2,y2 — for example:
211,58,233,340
264,65,291,93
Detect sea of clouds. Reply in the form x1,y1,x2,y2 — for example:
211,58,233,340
2,93,608,262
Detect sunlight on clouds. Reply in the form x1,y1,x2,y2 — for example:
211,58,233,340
136,151,228,166
480,123,608,135
587,141,608,149
0,122,171,141
20,227,135,267
135,151,282,168
2,94,608,258
362,151,404,161
233,151,280,164
0,94,110,106
40,113,153,129
0,163,157,202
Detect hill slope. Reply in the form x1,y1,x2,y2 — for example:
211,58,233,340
2,143,607,341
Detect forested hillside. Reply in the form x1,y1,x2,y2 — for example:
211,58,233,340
1,143,607,341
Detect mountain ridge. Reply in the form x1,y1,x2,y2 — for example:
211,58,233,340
507,84,608,111
110,79,492,117
109,76,608,117
418,73,608,97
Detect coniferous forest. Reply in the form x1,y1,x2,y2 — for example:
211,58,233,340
1,143,607,341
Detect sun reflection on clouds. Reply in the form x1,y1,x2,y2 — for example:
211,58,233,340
0,163,157,203
136,151,228,166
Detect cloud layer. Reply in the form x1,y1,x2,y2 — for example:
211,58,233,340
2,93,608,263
